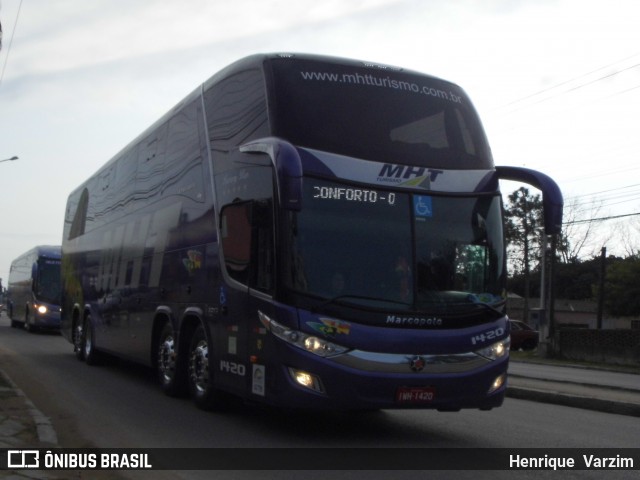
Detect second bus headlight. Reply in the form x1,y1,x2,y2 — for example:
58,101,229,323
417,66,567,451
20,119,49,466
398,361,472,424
36,304,48,314
475,337,510,361
258,311,349,358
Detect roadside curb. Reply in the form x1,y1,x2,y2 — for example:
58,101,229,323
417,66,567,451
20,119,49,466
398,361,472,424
506,386,640,418
509,357,640,376
0,368,58,446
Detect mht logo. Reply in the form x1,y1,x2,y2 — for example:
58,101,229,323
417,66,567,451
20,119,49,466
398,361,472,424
377,164,443,189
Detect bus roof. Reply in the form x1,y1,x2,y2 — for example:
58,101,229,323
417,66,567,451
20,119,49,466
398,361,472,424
67,53,467,199
11,245,61,264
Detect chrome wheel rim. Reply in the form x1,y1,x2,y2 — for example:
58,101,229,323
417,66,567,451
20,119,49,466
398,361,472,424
189,340,209,394
158,335,177,383
74,323,84,353
83,321,92,357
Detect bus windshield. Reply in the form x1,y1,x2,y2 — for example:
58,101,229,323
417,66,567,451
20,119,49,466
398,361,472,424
36,259,61,304
283,178,505,315
269,57,493,169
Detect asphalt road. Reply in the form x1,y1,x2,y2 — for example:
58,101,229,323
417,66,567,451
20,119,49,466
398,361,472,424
0,313,638,480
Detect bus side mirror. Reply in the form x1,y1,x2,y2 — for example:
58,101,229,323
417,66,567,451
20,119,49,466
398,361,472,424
240,138,303,211
495,166,564,235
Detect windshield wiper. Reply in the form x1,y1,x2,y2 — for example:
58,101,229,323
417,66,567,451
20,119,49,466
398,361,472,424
312,294,412,312
417,291,506,317
470,301,506,317
449,298,506,318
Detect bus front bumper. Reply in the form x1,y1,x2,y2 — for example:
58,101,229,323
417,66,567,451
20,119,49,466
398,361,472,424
31,304,61,330
259,344,509,411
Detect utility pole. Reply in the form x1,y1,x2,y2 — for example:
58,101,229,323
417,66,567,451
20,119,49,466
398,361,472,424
539,233,546,310
597,246,606,329
548,234,557,338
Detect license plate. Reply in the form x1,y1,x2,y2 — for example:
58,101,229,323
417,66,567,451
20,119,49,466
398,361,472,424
396,386,436,403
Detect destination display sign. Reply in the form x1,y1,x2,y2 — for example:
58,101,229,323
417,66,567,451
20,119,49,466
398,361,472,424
311,184,397,207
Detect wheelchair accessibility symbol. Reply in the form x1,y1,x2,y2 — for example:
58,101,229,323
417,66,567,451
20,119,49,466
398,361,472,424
414,195,433,218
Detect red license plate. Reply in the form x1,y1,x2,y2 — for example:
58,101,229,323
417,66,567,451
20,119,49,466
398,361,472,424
396,386,436,404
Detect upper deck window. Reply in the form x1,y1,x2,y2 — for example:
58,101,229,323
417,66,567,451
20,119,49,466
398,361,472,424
268,58,493,169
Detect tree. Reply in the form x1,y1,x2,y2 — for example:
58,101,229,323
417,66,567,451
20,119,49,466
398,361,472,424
603,256,640,317
556,197,603,263
553,256,600,299
504,187,544,274
504,187,544,321
618,216,640,258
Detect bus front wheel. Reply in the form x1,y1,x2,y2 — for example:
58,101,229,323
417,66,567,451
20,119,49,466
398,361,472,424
25,310,37,334
157,322,186,397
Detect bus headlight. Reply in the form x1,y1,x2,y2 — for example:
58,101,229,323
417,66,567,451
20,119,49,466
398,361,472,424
258,311,349,358
475,337,510,361
36,304,48,314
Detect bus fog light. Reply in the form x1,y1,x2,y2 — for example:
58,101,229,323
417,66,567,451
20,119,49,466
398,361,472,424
288,368,325,393
488,373,506,394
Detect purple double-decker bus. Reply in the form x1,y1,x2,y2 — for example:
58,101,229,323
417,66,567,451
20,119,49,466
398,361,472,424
61,54,562,411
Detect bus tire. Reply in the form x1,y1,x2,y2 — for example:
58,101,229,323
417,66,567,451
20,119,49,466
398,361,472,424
188,323,228,410
81,315,100,366
157,322,187,397
10,306,20,328
25,311,37,334
74,320,85,360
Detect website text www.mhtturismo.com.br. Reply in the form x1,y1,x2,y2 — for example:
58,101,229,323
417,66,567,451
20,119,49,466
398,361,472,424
299,70,464,104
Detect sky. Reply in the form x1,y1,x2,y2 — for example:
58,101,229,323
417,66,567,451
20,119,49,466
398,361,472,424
1,0,640,285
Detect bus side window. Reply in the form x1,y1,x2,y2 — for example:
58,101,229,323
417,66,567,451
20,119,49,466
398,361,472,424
68,188,90,240
220,202,252,286
220,200,274,294
203,68,269,153
252,200,274,293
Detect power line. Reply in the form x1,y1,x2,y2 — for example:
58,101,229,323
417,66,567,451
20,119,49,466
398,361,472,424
495,52,640,113
565,183,640,202
564,183,640,217
559,62,640,97
0,0,23,86
564,212,640,226
561,162,640,185
492,56,640,204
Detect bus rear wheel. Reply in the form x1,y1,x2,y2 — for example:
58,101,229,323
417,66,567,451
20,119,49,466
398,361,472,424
74,321,85,360
78,315,100,365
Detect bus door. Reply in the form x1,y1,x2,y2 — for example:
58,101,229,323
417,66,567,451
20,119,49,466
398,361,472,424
218,198,275,397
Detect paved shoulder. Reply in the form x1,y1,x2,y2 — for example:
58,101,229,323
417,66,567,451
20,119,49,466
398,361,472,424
0,369,58,448
509,361,640,391
507,360,640,417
